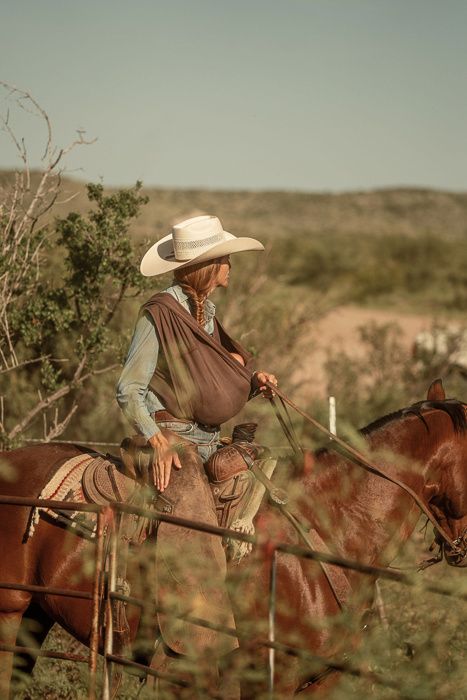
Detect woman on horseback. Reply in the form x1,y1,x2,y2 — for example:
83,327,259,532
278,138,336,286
115,215,277,693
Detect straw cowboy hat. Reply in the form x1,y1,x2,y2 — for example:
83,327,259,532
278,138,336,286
140,215,264,276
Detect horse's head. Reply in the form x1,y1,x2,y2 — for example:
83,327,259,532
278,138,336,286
423,379,467,567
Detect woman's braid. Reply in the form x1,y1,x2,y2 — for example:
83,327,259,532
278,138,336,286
178,282,207,326
174,259,222,327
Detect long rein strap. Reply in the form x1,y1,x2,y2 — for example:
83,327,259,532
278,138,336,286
268,396,303,456
266,382,458,552
250,463,352,609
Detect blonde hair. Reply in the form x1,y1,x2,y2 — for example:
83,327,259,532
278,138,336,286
174,259,223,326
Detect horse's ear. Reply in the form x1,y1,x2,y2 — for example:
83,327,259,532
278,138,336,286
427,378,445,402
423,483,439,502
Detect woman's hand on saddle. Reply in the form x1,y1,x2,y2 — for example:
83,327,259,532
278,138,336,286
148,431,182,492
253,371,278,399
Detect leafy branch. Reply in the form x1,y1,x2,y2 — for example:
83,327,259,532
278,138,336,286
0,85,149,446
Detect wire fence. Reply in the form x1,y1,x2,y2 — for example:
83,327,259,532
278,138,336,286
0,494,464,699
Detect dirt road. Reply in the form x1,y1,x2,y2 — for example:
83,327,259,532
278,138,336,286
291,306,435,397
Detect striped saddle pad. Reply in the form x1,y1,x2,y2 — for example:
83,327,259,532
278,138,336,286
28,452,140,538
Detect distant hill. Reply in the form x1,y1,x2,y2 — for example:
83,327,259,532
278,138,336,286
1,170,467,240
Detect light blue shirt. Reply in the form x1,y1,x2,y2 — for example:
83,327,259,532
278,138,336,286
116,284,216,439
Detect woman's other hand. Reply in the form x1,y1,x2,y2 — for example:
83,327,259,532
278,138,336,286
148,431,182,492
253,371,278,399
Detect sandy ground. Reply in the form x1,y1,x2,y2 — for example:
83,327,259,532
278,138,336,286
291,306,435,397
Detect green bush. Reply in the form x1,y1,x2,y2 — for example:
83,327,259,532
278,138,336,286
270,232,467,312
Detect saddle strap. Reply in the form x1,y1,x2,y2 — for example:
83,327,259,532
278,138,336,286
290,515,352,609
250,464,352,609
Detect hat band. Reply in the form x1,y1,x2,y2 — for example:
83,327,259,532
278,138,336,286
174,231,224,260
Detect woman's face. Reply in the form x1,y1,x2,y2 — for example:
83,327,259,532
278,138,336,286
215,256,231,288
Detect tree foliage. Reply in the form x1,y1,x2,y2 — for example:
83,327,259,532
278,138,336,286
0,180,148,446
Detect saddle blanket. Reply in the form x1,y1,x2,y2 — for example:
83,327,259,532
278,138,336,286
28,451,139,539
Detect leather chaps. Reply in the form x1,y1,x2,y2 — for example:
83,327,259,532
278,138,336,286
153,429,238,658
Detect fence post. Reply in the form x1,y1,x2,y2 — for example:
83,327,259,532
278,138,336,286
103,510,118,699
88,509,105,700
329,396,337,436
268,548,277,699
374,580,389,630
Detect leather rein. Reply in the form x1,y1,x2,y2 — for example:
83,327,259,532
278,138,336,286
265,381,463,557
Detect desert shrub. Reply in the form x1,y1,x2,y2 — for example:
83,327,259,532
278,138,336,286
0,182,150,448
318,320,467,434
270,232,467,312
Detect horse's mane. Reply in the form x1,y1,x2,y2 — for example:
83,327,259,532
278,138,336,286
311,399,467,510
360,398,467,436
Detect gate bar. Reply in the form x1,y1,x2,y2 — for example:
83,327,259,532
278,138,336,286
0,642,87,663
105,654,191,688
0,495,101,511
0,581,92,599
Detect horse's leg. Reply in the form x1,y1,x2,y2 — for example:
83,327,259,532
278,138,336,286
0,585,32,696
13,601,54,680
0,611,25,697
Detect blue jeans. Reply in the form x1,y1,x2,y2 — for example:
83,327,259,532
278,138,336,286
155,420,221,463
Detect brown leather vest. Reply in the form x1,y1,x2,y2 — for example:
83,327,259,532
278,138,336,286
142,293,254,426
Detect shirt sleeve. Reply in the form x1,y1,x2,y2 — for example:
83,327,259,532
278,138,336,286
116,313,161,439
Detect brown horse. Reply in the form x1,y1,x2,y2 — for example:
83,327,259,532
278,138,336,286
242,378,467,696
1,379,467,697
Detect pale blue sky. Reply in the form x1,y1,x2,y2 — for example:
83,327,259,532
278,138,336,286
1,0,466,191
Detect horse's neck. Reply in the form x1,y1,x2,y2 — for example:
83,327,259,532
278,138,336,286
305,417,443,568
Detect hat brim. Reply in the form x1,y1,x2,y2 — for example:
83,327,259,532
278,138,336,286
140,231,264,277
